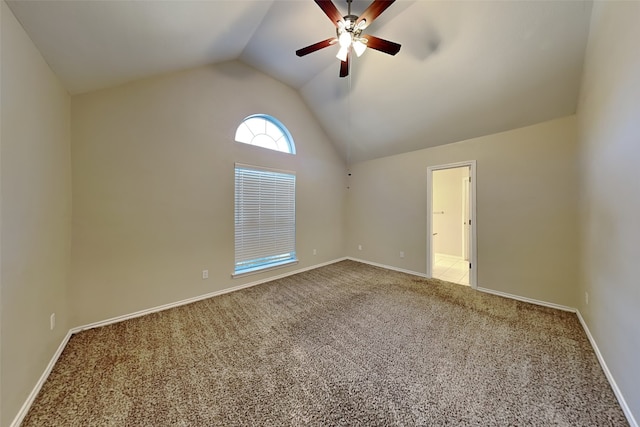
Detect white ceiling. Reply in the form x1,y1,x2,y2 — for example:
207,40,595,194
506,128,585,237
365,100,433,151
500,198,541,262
6,0,593,162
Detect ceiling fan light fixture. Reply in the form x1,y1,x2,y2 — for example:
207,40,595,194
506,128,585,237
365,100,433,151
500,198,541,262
338,30,352,48
296,0,401,77
336,46,349,62
352,39,367,57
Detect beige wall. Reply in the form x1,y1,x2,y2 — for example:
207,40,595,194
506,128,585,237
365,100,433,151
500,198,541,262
0,1,72,425
577,1,640,421
347,115,580,307
433,167,467,257
70,61,346,327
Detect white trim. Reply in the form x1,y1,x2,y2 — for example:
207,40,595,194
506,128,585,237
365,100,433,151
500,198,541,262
234,162,296,176
576,311,639,427
475,287,637,426
10,258,346,427
426,161,477,289
231,259,298,279
345,259,575,313
347,257,428,278
73,257,347,333
11,259,638,427
476,286,575,312
10,330,73,427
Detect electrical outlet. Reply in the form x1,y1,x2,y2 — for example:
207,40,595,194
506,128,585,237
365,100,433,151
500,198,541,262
358,244,362,251
313,249,317,255
585,292,589,305
400,251,405,258
50,313,56,331
202,270,209,279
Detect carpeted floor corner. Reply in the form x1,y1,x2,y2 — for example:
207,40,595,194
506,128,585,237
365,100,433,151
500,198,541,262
22,260,628,426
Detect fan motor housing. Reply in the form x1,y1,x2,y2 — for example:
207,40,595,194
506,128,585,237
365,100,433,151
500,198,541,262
338,14,362,37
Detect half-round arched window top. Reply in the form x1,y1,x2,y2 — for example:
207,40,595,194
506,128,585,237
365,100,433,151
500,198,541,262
235,114,296,154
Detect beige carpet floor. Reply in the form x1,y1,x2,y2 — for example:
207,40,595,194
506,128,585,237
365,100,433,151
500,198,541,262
23,260,627,426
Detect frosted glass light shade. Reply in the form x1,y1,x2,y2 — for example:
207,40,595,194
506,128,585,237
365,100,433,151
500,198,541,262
336,46,349,62
339,31,352,48
353,40,367,57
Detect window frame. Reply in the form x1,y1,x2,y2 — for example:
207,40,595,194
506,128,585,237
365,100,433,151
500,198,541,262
234,114,296,155
232,163,297,278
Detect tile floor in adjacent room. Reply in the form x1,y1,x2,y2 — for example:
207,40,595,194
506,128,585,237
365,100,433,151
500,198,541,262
433,253,470,286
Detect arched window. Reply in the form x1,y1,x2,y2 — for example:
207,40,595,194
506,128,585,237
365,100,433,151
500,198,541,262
235,114,296,154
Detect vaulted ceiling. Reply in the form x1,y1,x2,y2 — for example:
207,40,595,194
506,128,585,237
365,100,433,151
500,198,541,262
6,0,592,162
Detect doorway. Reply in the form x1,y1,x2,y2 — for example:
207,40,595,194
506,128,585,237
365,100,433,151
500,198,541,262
427,161,477,288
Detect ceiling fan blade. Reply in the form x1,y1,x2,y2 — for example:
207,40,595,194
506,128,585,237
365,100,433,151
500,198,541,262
314,0,343,27
363,34,401,55
339,53,350,78
296,38,338,57
356,0,396,28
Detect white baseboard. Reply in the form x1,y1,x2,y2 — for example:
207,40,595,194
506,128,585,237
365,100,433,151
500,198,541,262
576,310,638,427
348,259,637,425
10,330,73,427
347,257,429,279
476,288,637,426
346,258,577,313
11,257,346,427
11,258,637,427
73,257,348,333
476,286,576,312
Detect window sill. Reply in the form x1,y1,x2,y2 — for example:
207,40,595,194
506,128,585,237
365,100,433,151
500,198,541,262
232,259,298,279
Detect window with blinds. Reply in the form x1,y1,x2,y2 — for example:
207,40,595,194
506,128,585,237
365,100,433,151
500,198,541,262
234,164,297,276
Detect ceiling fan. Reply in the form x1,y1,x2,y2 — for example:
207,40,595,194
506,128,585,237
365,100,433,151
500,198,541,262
296,0,401,78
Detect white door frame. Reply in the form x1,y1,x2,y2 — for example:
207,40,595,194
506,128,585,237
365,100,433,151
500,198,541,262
426,160,477,289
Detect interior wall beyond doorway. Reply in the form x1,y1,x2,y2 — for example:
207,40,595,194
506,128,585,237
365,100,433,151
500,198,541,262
433,167,468,258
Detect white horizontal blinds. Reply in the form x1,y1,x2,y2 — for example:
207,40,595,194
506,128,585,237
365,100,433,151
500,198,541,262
234,165,296,273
